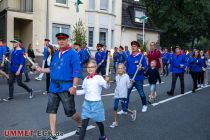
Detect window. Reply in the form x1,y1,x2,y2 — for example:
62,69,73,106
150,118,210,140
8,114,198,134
112,0,115,14
99,28,108,45
137,34,143,44
89,0,95,10
111,30,114,48
135,10,145,23
88,27,94,48
52,24,70,44
56,0,67,5
100,0,108,11
20,0,33,12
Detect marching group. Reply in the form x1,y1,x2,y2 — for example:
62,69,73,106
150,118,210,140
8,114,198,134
0,33,210,140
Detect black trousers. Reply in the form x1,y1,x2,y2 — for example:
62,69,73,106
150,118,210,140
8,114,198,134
198,71,204,85
163,63,169,76
9,73,31,98
190,71,199,90
170,73,185,94
96,66,106,76
46,73,50,93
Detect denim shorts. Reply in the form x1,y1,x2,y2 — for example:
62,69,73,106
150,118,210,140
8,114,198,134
114,98,128,112
81,100,105,122
46,91,76,117
150,84,156,92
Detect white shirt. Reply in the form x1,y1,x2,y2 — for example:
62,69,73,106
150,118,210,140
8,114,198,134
82,75,110,101
47,55,52,66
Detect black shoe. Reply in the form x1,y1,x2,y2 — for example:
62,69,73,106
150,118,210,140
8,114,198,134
167,91,174,96
99,136,108,140
24,79,30,82
43,136,57,140
3,97,14,101
29,89,34,99
75,127,81,136
192,89,195,93
181,92,184,94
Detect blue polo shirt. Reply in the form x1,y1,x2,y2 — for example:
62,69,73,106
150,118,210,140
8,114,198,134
126,53,148,81
95,51,106,67
10,49,25,73
49,48,81,93
189,57,203,72
170,53,187,73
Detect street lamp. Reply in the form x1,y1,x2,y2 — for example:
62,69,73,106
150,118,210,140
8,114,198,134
139,15,148,45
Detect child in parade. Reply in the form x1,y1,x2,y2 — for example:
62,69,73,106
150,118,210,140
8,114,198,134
144,60,161,103
109,63,136,128
79,60,110,140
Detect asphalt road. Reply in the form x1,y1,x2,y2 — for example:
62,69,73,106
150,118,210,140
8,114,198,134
0,72,210,140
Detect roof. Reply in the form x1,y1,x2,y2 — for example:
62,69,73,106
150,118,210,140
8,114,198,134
122,0,159,32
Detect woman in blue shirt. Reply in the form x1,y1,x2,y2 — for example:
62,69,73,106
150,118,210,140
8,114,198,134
189,50,203,92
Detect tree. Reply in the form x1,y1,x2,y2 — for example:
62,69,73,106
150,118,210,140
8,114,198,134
72,19,86,48
143,0,210,49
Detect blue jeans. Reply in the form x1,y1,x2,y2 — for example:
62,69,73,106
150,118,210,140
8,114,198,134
127,80,147,107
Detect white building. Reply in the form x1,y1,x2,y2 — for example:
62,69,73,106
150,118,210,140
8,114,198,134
0,0,159,54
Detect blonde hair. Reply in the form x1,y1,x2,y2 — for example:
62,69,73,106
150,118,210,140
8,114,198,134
117,63,126,74
87,60,97,67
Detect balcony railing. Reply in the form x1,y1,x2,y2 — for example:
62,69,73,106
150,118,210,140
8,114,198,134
0,0,33,13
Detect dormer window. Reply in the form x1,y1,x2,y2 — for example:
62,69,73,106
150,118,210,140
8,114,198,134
134,10,145,23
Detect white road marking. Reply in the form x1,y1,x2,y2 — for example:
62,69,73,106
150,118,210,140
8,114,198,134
15,90,43,95
57,125,96,140
152,85,210,106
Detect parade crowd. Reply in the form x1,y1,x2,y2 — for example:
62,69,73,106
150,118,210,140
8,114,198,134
0,33,210,140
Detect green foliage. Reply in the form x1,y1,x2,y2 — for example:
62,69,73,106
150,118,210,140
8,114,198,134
143,0,210,49
72,19,86,48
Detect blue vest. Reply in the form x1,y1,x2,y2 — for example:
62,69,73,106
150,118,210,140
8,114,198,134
126,53,148,81
49,49,81,93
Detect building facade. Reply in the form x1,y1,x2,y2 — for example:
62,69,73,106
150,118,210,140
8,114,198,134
121,0,160,49
0,0,159,55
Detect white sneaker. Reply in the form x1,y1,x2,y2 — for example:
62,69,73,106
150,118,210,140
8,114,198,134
43,91,47,95
117,110,128,115
35,77,42,81
141,105,148,112
131,110,137,121
109,122,118,128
